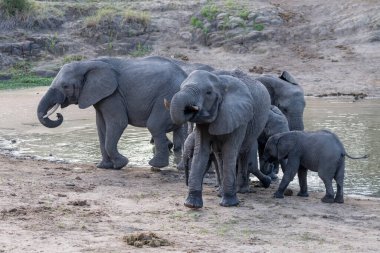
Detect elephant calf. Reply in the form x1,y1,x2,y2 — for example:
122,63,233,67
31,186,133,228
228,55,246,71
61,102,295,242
263,130,368,203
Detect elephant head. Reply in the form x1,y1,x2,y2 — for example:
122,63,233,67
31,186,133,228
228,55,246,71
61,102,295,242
170,70,254,135
258,71,305,131
37,60,118,128
262,132,296,174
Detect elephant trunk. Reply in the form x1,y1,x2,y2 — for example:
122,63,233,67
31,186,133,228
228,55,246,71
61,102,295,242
170,89,199,125
37,88,65,128
288,116,304,131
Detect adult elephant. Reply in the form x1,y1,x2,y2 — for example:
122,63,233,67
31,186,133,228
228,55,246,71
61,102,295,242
37,56,187,169
257,71,305,131
170,70,270,208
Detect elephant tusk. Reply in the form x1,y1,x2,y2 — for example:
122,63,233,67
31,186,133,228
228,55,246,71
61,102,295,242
163,98,171,110
190,105,199,111
43,103,60,119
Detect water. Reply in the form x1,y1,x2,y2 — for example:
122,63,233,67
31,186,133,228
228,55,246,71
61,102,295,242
300,97,380,197
0,88,379,196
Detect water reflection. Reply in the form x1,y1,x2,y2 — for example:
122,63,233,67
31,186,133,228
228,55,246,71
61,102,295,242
0,90,379,196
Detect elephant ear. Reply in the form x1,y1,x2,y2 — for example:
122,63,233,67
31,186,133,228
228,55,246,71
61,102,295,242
279,71,298,85
78,61,118,109
276,133,293,160
209,75,254,135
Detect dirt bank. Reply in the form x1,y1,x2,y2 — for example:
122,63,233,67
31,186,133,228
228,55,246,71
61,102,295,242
1,154,379,252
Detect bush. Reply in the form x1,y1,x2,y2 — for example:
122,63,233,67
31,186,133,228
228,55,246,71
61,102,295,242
1,0,32,15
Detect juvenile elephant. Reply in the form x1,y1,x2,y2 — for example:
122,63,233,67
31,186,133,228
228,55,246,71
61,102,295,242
170,70,270,208
262,130,368,203
257,71,305,131
258,105,289,180
37,56,187,169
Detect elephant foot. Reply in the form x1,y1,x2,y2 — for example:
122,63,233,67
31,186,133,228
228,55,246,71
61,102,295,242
297,191,309,197
184,190,203,209
321,195,335,203
149,155,169,168
269,172,278,181
260,176,272,188
273,190,284,199
334,195,344,204
237,185,250,194
112,155,129,170
220,194,239,207
96,160,114,169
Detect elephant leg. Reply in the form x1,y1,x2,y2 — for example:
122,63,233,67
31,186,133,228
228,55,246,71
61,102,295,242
95,100,128,169
334,161,345,203
297,166,309,197
95,110,113,169
149,132,170,168
320,176,335,203
210,152,221,188
274,157,299,198
185,126,211,209
104,121,129,169
95,101,128,170
248,142,271,189
219,126,246,207
172,126,186,165
147,102,174,168
237,152,250,194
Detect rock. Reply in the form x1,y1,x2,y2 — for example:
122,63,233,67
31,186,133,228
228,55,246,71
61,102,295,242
179,32,192,42
216,13,228,20
228,17,245,29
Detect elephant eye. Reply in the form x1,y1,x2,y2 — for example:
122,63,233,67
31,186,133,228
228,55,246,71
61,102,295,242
63,84,69,89
206,91,212,95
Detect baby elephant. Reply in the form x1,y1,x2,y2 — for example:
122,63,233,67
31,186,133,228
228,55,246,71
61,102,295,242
263,130,368,203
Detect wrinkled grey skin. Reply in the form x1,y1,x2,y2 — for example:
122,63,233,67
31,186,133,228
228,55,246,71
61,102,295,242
170,70,270,208
171,59,215,75
258,105,290,180
262,130,367,203
37,56,187,169
257,71,305,131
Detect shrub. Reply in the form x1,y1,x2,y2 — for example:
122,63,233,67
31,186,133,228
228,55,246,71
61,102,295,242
1,0,32,15
201,4,219,21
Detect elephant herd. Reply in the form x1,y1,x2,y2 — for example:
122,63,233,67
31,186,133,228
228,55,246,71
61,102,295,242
37,56,367,208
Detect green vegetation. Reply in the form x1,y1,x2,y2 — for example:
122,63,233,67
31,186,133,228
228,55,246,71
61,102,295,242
62,55,87,64
128,43,152,57
0,0,33,15
85,7,150,27
200,3,219,21
0,61,52,90
253,23,265,31
190,0,264,34
0,75,53,90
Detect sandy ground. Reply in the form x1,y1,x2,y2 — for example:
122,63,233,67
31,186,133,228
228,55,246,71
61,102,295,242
0,154,379,253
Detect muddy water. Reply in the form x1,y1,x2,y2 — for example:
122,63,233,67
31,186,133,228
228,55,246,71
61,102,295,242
0,88,379,196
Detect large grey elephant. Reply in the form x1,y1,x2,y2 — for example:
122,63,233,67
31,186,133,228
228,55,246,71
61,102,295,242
262,130,368,203
37,56,188,169
170,70,270,208
258,105,289,180
257,71,305,131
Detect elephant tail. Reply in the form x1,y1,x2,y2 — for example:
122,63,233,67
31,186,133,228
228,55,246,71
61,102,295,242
344,153,369,160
